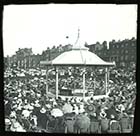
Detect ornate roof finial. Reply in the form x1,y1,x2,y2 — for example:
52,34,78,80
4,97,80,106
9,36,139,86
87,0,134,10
72,27,88,51
74,27,80,46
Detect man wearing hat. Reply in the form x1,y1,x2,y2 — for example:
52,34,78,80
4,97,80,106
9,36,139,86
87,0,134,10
119,112,132,133
89,112,100,133
10,117,26,132
5,118,11,131
74,111,90,133
108,114,121,133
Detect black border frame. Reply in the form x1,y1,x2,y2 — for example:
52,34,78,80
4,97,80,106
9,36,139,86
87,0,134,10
0,1,139,136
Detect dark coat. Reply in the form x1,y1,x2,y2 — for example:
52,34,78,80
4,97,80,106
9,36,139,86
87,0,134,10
74,114,90,133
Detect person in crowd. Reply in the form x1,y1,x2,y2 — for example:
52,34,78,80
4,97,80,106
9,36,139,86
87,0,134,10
100,110,109,133
74,111,90,133
4,65,136,133
108,114,121,133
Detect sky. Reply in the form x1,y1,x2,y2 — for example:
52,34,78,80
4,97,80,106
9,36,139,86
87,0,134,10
3,4,137,57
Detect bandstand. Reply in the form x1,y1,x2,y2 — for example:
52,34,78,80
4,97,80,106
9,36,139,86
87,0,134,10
40,29,115,100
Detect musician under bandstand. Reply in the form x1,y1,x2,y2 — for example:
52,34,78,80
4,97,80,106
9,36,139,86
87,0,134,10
40,29,115,100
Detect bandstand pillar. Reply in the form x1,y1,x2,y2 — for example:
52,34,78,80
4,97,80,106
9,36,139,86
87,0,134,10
105,67,108,94
55,67,59,99
46,66,49,98
83,67,86,99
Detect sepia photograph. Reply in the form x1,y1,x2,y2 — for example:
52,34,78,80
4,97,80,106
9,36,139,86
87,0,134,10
3,4,137,133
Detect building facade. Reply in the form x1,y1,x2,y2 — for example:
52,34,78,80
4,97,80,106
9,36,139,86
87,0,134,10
5,38,136,69
6,44,73,69
86,38,136,67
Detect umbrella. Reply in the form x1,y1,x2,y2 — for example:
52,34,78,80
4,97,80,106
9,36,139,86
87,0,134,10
18,73,25,77
22,110,31,118
51,108,63,117
34,77,38,80
11,122,26,132
62,103,73,114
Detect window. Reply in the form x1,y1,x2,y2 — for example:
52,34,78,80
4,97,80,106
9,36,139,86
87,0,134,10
125,43,128,46
131,56,134,61
120,56,124,61
116,56,119,62
112,51,115,54
125,55,128,61
121,44,124,48
132,43,135,47
125,50,128,54
116,50,119,54
121,62,125,67
121,50,124,54
98,52,101,56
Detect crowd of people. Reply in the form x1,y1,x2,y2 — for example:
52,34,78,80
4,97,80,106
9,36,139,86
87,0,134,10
4,64,136,133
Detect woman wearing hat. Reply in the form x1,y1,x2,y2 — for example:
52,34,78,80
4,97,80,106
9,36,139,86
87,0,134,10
36,107,48,131
74,112,90,133
10,117,26,132
108,114,121,133
119,112,132,133
100,110,109,133
5,118,11,131
89,111,101,133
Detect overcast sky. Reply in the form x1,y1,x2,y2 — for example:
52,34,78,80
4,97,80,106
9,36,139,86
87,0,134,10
3,4,137,57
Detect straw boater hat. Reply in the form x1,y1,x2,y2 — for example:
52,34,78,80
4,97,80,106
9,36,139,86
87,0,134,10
118,104,125,112
34,100,41,107
5,100,8,105
22,110,31,118
28,105,34,110
100,111,107,118
46,104,51,109
5,118,11,126
10,111,16,118
110,114,115,119
87,105,96,112
13,97,18,100
40,107,46,113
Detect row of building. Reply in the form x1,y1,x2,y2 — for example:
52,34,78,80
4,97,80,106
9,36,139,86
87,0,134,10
4,44,73,69
4,37,136,69
85,37,136,67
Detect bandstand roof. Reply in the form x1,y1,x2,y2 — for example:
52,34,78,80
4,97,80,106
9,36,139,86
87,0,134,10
40,47,115,66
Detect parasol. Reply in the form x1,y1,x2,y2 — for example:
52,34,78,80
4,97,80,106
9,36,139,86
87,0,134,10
62,103,73,114
51,108,63,117
22,110,31,118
